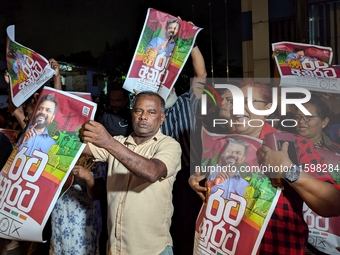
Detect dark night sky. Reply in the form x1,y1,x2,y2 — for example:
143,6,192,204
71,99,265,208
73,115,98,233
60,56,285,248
0,0,242,71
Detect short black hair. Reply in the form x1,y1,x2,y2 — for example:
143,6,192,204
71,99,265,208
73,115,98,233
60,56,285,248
37,94,58,114
293,48,305,53
133,91,165,113
108,86,129,99
225,137,249,156
166,18,180,30
305,94,330,120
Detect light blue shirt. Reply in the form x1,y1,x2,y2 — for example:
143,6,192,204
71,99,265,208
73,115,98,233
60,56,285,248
18,125,55,157
210,171,249,200
285,52,306,63
146,37,176,57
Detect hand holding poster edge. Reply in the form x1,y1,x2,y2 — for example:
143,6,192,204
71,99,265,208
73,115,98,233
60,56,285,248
0,86,97,242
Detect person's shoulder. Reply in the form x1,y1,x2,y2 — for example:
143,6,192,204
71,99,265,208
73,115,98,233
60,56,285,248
150,36,163,43
157,132,181,147
113,134,126,139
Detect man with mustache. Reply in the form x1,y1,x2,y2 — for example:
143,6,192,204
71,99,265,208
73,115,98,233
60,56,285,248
146,17,180,57
207,137,250,200
18,94,58,157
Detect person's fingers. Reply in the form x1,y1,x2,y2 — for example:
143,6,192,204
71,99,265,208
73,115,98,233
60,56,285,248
280,141,289,154
197,192,205,202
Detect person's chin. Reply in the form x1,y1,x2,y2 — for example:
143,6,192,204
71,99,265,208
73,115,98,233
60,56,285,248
218,111,230,119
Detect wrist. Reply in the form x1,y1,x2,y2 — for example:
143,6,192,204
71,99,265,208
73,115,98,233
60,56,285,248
283,164,301,183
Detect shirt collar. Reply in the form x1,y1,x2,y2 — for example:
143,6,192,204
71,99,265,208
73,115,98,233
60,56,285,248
29,125,50,136
123,128,162,146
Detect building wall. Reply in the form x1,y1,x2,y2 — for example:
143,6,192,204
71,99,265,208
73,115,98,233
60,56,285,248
241,0,297,78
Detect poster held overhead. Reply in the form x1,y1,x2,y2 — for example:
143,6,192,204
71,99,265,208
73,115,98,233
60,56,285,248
6,25,55,107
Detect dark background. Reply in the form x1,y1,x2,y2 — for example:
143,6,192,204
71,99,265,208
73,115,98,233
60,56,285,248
0,0,243,93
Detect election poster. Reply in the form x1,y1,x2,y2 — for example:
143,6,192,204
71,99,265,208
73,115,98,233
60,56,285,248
123,8,202,100
194,127,281,255
0,87,97,242
6,25,55,107
272,41,340,94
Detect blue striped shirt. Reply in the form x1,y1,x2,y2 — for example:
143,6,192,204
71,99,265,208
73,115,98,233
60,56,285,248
161,89,200,168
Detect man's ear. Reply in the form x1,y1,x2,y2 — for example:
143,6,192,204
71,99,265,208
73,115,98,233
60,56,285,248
265,102,273,110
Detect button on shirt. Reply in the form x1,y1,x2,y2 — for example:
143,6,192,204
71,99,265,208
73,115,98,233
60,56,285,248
89,129,181,255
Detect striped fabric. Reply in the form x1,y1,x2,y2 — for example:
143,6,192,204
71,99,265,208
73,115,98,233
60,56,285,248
161,89,200,168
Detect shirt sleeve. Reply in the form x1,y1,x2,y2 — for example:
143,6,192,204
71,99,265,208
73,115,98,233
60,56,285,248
296,136,340,191
88,142,110,162
152,136,182,178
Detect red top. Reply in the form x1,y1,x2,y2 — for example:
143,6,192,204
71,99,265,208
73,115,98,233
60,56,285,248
239,123,340,255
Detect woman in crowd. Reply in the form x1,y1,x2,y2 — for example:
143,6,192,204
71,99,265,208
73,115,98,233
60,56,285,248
189,80,340,255
294,93,340,255
51,155,106,254
295,93,340,153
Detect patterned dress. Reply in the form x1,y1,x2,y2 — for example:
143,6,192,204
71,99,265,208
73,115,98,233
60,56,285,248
51,162,107,255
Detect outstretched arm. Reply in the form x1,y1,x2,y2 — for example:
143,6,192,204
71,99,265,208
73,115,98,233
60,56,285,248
71,165,105,200
82,121,181,183
191,46,207,99
258,142,340,217
49,58,62,90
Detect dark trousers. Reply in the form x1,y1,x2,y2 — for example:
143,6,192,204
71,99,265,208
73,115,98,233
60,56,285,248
170,167,203,255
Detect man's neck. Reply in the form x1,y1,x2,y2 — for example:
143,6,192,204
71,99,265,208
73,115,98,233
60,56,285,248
34,127,46,135
131,132,157,145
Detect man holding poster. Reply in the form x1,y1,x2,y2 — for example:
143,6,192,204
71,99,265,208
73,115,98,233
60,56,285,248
82,91,181,255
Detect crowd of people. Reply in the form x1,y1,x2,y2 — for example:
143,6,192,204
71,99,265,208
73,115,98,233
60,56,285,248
0,33,339,255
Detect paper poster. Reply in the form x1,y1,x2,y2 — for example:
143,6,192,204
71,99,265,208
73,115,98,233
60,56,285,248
0,87,96,242
6,25,56,107
123,8,202,100
194,127,281,255
272,41,340,94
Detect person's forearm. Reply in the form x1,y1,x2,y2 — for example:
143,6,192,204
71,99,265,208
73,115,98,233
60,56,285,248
192,46,207,78
290,171,340,216
103,137,167,182
191,46,207,99
12,108,26,129
86,177,105,200
53,74,62,90
85,174,96,199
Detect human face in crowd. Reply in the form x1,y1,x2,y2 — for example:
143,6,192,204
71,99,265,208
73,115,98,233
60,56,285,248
166,22,179,38
296,50,305,58
232,84,272,137
132,95,165,140
32,100,56,129
24,103,34,124
219,89,233,119
221,143,246,167
109,90,128,114
295,103,329,144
